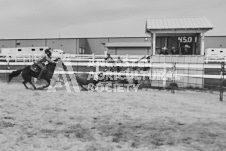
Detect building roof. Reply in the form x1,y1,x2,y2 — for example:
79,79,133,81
105,42,151,48
146,17,214,32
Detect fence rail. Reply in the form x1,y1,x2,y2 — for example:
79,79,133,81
1,53,226,63
0,53,149,63
0,53,225,101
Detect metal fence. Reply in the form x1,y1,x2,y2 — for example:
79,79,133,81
0,53,225,101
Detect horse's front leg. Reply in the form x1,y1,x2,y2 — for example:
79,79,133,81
29,81,37,90
41,79,51,90
22,81,29,89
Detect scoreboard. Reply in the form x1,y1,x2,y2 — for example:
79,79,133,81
177,36,197,54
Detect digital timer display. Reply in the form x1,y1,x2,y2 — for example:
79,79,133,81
178,36,197,43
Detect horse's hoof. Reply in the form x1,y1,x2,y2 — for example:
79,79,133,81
36,87,43,90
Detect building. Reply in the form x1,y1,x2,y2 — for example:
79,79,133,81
1,36,225,56
1,17,226,57
145,17,213,56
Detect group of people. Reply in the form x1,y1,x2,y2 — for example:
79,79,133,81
159,45,191,55
104,53,123,72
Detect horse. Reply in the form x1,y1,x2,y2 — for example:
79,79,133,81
74,70,132,91
8,58,67,90
74,72,105,90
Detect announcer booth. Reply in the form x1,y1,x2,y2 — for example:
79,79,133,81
146,17,213,58
145,17,214,88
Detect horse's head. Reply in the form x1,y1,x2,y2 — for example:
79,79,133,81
53,58,60,62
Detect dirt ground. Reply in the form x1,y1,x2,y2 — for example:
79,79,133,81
0,82,226,151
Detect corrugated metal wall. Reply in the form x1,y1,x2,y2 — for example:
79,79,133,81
0,40,16,49
16,39,46,47
205,36,226,48
0,39,79,54
0,36,225,54
46,39,78,54
109,37,150,43
85,38,108,55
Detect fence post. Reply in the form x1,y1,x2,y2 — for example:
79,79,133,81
220,62,225,101
6,59,10,83
127,54,129,62
92,53,95,72
171,62,176,94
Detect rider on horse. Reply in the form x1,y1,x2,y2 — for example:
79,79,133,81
36,48,55,80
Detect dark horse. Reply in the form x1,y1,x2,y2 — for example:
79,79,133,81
74,71,130,91
8,58,66,90
74,72,105,90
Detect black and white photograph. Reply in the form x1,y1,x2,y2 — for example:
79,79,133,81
0,0,226,150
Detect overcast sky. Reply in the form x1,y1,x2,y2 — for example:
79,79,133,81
0,0,225,39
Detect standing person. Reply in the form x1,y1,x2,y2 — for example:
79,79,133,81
36,48,55,80
105,53,114,63
116,56,123,72
182,45,190,55
171,47,178,55
160,47,168,55
105,53,114,71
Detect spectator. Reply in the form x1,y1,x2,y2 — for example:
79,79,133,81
171,47,178,55
160,47,168,55
105,53,114,71
105,53,114,63
116,56,123,72
182,45,190,55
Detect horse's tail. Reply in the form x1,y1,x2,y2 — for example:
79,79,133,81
8,69,22,83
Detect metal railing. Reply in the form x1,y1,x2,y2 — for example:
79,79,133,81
0,53,149,63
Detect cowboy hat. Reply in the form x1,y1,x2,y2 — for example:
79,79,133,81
162,47,167,50
184,45,190,48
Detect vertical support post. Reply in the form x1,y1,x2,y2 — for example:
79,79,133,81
6,59,10,83
92,53,95,72
171,63,176,94
92,53,95,64
162,63,166,88
220,62,225,101
152,33,156,55
200,32,205,56
96,64,99,73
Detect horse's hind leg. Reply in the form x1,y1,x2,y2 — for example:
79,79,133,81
22,81,29,89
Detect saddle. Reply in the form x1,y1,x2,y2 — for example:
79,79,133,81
30,63,45,73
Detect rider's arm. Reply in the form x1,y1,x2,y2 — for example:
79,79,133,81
36,54,45,63
45,55,55,63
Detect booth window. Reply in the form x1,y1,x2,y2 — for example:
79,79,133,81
18,49,21,52
31,49,35,51
155,35,198,55
40,48,43,51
